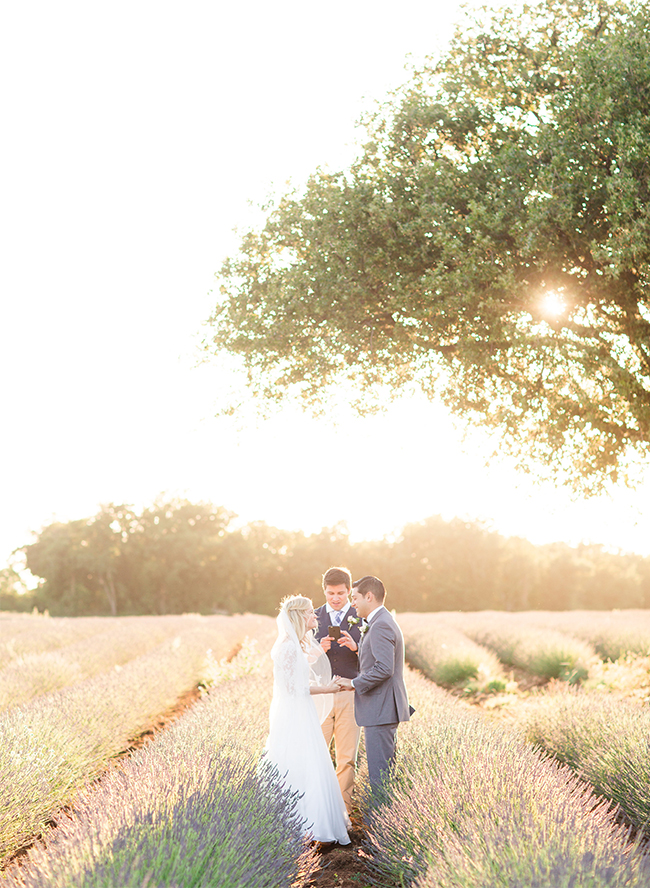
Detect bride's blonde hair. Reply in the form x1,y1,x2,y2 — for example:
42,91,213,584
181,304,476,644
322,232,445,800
280,595,313,647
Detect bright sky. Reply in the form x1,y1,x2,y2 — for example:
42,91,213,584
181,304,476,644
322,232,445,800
1,0,649,577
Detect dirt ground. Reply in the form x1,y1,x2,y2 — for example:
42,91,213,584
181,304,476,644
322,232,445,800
308,806,372,888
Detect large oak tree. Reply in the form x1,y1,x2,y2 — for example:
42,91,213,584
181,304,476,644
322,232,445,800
206,0,650,490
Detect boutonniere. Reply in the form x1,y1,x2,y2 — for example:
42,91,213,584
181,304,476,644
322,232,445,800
347,616,360,627
360,621,369,637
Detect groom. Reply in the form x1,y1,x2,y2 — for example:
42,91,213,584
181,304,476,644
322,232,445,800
337,575,411,792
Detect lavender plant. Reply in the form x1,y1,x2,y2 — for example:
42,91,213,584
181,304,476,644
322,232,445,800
363,671,650,887
0,616,274,868
506,610,650,661
4,661,317,888
399,613,506,689
586,652,650,704
0,618,184,711
521,690,650,833
0,615,110,669
444,611,596,683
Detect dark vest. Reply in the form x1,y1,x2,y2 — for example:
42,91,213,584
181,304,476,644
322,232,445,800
314,604,361,679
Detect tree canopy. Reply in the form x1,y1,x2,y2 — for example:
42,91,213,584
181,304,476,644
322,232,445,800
206,0,650,490
23,499,235,616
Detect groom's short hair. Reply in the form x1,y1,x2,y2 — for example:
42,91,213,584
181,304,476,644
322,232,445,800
322,566,352,590
352,576,385,602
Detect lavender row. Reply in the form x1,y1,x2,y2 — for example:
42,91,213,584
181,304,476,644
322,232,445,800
441,611,596,682
399,613,506,689
364,671,650,887
4,657,316,888
502,610,650,661
0,614,111,669
0,617,188,712
520,689,650,834
0,615,273,868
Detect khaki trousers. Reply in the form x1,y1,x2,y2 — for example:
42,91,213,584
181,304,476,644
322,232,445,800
321,690,361,811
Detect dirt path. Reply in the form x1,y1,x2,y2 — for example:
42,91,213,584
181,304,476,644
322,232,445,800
308,806,372,888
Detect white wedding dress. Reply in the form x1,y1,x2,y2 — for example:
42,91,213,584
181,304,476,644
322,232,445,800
263,612,351,844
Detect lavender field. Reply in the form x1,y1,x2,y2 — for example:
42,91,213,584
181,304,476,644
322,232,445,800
2,609,650,886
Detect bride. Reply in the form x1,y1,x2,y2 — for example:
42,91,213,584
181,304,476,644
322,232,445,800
263,595,351,845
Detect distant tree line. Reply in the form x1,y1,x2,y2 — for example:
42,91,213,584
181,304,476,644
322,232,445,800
2,498,649,616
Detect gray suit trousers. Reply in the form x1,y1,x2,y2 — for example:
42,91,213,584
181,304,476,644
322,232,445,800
364,722,398,788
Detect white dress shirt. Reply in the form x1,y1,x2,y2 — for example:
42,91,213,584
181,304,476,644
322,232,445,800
326,602,351,622
365,604,385,623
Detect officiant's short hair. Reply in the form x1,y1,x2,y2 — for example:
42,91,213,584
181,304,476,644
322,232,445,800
322,566,351,590
352,575,385,602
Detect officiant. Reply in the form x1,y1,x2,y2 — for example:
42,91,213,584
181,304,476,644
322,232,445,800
315,566,362,813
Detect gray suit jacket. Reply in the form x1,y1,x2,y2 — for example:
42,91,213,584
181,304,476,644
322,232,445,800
353,607,410,727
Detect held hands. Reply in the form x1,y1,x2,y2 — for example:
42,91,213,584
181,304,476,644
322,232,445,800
316,676,354,694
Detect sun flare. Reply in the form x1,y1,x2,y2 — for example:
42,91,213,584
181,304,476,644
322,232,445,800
540,291,566,318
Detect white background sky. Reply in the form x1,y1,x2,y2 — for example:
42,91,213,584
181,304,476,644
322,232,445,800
1,0,649,577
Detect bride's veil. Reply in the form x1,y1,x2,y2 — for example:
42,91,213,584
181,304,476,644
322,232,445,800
272,608,333,724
